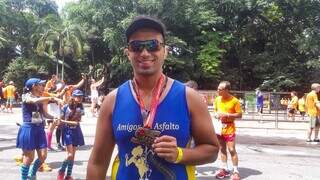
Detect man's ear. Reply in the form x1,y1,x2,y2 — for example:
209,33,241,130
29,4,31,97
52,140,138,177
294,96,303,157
124,48,129,57
164,45,169,60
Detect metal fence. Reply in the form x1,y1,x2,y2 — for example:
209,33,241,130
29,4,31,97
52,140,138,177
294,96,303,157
199,90,308,129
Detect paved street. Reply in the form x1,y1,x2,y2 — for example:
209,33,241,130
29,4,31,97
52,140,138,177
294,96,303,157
1,107,320,180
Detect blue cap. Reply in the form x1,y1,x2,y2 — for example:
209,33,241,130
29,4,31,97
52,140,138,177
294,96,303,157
25,78,46,91
72,89,84,97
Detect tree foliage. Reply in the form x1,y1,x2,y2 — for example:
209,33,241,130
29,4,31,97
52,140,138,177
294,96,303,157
1,0,320,93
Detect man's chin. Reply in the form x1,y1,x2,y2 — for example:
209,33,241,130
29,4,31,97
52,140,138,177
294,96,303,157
136,69,156,76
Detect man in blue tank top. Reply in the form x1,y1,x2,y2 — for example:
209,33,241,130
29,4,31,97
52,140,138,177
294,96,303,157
87,15,220,180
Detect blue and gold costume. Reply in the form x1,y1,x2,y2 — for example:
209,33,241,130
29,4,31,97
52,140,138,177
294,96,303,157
16,93,47,150
61,104,85,147
111,80,195,180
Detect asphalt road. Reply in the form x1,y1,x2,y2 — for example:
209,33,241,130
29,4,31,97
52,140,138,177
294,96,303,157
1,107,319,180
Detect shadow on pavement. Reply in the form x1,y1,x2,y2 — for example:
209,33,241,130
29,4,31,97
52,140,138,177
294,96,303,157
0,145,16,151
196,166,261,179
78,144,93,150
239,167,262,179
47,160,87,170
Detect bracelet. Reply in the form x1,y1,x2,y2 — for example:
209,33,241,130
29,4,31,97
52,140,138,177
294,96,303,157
174,147,183,164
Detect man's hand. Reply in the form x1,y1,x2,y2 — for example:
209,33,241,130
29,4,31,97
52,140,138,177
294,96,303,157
53,97,64,105
152,135,179,163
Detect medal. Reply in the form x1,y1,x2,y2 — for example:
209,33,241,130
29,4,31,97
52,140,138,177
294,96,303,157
131,127,161,148
130,74,167,147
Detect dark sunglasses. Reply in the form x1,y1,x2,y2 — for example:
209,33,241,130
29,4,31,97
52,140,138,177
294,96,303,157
128,39,164,52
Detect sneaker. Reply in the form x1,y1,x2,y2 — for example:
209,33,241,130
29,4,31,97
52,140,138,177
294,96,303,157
313,139,320,142
48,146,55,151
28,175,37,180
38,163,52,172
64,176,74,180
231,172,241,180
13,155,23,166
215,168,230,179
57,171,65,180
57,143,65,151
306,139,312,142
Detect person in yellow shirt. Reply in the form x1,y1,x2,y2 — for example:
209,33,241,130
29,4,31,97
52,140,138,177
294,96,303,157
305,83,320,142
298,95,306,120
4,81,16,113
214,81,242,180
45,74,57,93
287,91,298,121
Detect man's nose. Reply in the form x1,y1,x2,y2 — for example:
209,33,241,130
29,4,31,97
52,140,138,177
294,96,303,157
139,48,151,56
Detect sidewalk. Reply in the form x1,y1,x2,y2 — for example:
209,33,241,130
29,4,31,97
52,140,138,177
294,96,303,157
236,120,307,139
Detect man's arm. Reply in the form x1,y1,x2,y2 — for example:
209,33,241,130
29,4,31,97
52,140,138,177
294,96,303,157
153,87,220,165
182,88,220,164
73,74,87,89
86,89,117,179
94,77,105,87
218,100,242,119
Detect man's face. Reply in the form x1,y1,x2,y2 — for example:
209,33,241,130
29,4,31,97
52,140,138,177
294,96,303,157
217,83,227,97
125,28,167,76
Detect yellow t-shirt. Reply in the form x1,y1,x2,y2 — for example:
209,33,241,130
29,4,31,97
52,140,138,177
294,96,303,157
5,85,16,98
214,96,241,135
306,91,319,117
298,98,305,112
289,96,298,110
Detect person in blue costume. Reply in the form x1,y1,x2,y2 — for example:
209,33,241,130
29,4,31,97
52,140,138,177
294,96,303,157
16,78,61,180
87,15,220,180
57,89,85,180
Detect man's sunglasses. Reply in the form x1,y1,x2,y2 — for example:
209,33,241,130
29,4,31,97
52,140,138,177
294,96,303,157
128,39,164,52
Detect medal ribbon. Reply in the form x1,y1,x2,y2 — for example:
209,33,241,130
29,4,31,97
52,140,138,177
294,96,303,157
132,74,166,129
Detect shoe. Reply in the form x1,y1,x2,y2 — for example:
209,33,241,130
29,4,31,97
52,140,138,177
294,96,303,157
313,139,320,142
215,168,230,179
13,155,23,166
57,143,65,151
28,175,37,180
306,139,312,142
57,171,65,180
38,163,52,172
231,172,241,180
64,175,74,180
48,146,55,151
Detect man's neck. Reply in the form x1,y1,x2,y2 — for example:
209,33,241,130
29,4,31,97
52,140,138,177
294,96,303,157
221,93,232,100
133,72,163,92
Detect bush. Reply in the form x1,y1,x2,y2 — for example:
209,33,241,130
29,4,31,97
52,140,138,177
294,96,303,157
3,57,48,93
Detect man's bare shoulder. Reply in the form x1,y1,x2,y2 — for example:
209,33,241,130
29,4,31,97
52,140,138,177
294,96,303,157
103,88,118,105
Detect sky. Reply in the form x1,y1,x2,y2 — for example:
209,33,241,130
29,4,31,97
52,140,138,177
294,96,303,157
55,0,77,10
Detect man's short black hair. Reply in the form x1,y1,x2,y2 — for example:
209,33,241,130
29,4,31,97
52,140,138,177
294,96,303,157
125,15,166,42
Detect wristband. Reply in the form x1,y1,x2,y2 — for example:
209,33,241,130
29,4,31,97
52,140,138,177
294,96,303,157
174,147,183,163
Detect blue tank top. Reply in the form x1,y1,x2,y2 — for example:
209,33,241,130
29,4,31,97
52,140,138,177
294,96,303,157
22,93,45,123
112,80,195,180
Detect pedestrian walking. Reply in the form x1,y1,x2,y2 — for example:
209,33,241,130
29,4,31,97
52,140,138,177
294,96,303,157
305,83,320,142
214,81,242,180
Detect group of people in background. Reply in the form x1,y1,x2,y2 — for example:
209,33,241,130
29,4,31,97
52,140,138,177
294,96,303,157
11,73,105,180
